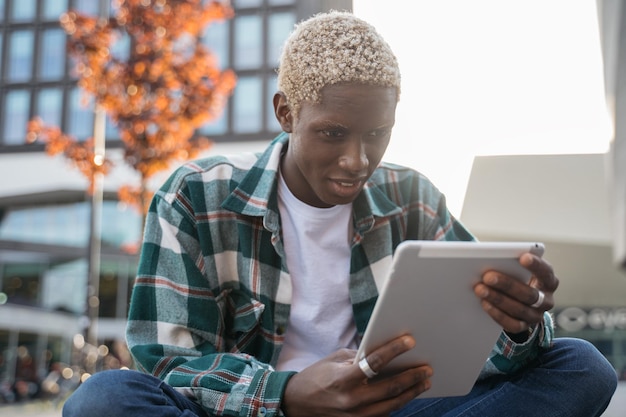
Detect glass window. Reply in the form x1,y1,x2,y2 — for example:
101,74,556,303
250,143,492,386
0,0,4,20
7,31,34,82
199,108,227,136
74,0,100,15
234,0,262,8
110,31,130,62
0,33,3,73
202,20,229,69
43,0,69,20
36,88,64,126
9,0,36,21
68,88,94,139
101,202,143,249
15,333,39,391
98,270,118,318
41,259,87,314
233,76,262,133
2,264,43,307
0,201,141,248
234,15,262,70
0,203,89,246
39,29,67,81
266,75,281,132
3,90,31,145
268,0,295,4
0,331,10,384
268,12,295,66
105,116,120,141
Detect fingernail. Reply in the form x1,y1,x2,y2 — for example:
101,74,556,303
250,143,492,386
404,336,416,348
485,273,498,285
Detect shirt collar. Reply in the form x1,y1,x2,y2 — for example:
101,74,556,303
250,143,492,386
222,132,403,231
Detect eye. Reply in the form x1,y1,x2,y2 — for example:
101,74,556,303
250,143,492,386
321,129,345,138
367,128,391,138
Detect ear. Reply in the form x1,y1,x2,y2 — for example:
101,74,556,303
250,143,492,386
273,92,293,133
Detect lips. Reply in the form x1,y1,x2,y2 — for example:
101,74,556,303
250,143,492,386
329,177,366,199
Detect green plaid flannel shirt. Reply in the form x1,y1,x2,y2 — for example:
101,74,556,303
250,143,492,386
126,132,554,417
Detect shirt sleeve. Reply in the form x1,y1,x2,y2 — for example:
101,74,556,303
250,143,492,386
126,184,295,417
479,312,555,379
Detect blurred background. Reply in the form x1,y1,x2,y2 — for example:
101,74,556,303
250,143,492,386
0,0,625,415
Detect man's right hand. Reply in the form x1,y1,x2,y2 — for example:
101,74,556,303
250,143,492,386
281,335,432,417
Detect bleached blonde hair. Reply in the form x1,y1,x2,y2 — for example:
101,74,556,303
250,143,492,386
277,10,401,116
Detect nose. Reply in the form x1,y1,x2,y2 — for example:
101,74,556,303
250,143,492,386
339,137,369,173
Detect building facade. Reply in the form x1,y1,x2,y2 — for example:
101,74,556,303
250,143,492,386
0,0,351,402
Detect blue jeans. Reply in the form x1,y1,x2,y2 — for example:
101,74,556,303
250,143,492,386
63,338,617,417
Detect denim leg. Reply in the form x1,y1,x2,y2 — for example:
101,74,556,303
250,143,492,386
62,369,208,417
392,338,618,417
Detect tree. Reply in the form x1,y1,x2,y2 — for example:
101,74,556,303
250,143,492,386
27,0,236,216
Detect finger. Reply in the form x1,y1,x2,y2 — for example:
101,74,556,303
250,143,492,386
479,299,534,334
355,368,433,416
474,282,547,325
481,271,540,307
520,253,559,292
355,335,416,379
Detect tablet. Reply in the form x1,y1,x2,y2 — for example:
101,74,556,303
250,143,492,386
355,240,545,398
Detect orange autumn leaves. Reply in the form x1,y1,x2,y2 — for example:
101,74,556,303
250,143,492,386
27,0,236,212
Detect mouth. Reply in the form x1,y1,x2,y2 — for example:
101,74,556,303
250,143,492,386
329,177,367,198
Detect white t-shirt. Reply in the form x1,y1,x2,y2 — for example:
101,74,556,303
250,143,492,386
275,172,358,372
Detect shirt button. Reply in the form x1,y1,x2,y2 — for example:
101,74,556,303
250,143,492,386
276,325,285,335
258,406,267,416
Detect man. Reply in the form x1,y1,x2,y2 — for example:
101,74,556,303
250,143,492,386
63,11,617,417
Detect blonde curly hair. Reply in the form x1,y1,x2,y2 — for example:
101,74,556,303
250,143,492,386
277,10,401,116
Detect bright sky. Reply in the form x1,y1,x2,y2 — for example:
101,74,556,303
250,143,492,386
352,0,612,216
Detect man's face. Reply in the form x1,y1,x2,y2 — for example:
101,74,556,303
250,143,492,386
276,83,397,208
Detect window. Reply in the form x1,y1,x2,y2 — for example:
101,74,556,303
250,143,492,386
68,87,94,139
0,203,88,246
0,201,141,248
233,76,263,133
202,20,229,69
110,31,130,62
234,0,262,8
1,0,316,149
42,0,69,20
74,0,100,16
98,269,119,318
9,0,36,22
2,90,31,145
41,259,87,313
268,0,295,5
266,75,280,131
2,264,44,307
36,88,64,127
234,15,262,70
38,29,67,81
268,12,296,66
199,109,228,136
105,116,121,141
7,31,34,82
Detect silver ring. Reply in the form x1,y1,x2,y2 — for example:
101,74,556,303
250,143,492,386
530,289,545,308
358,357,378,378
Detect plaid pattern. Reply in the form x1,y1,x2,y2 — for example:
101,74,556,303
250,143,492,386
126,132,554,416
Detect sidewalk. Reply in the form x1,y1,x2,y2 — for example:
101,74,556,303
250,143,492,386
1,383,624,416
0,400,62,417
